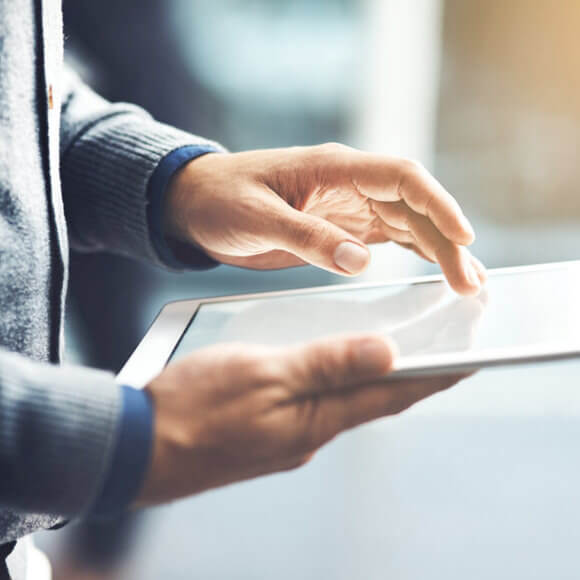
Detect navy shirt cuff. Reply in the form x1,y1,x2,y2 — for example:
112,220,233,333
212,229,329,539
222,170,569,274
88,386,153,520
147,144,222,270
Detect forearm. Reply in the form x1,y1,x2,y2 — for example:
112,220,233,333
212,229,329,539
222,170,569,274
60,67,225,268
0,349,120,518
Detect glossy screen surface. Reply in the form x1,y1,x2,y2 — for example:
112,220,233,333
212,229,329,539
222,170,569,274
171,264,580,365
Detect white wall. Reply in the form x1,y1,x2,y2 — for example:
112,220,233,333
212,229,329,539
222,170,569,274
351,0,444,281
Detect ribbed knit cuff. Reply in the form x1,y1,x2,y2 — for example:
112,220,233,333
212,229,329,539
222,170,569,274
0,351,122,518
61,112,226,269
147,145,221,270
88,386,153,520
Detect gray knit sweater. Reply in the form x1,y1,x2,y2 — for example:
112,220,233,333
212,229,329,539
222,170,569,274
0,0,221,573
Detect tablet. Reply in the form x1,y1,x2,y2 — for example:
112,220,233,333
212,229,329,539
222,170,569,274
118,261,580,387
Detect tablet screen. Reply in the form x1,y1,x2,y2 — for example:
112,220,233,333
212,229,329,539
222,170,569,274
170,264,580,365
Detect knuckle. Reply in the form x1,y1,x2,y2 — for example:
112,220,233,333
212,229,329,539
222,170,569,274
400,158,424,175
280,454,312,473
286,401,323,452
382,399,407,417
432,242,448,263
311,142,355,165
388,201,412,230
229,347,259,368
283,423,315,457
308,338,366,388
294,429,317,454
395,159,424,195
434,238,458,263
308,350,341,390
294,453,314,469
254,357,286,387
312,414,341,448
318,142,349,155
253,360,292,392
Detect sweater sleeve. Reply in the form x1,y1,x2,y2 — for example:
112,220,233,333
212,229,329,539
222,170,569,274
59,67,226,270
146,145,221,270
87,386,153,521
0,348,121,520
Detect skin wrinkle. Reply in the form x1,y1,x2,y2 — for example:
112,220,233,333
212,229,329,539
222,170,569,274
303,185,374,236
294,395,323,453
395,201,412,231
349,176,365,202
423,186,438,225
380,222,414,244
393,161,407,205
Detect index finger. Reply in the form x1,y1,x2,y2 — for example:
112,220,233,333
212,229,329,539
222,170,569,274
336,150,475,246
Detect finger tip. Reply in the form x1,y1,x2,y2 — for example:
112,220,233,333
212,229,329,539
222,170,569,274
354,335,397,375
456,230,475,247
383,335,400,364
460,255,485,295
373,334,399,370
471,256,488,284
451,278,481,297
465,285,483,297
461,215,476,244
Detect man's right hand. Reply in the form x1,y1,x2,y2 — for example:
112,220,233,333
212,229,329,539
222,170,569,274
135,334,463,506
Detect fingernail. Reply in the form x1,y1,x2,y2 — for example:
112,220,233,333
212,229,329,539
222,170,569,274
471,256,488,282
355,338,391,375
461,215,475,240
334,242,369,274
466,263,481,288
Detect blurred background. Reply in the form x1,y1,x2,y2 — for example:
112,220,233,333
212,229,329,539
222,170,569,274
37,1,580,579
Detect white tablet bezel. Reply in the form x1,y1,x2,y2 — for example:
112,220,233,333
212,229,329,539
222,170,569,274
117,261,580,388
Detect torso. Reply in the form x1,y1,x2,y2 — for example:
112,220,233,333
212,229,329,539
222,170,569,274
0,0,66,546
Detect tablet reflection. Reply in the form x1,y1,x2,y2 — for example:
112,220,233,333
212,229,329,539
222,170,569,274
213,283,488,358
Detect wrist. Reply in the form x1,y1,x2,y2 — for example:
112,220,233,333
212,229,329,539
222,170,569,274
162,151,221,245
147,145,221,269
132,382,169,507
136,375,223,507
133,381,194,507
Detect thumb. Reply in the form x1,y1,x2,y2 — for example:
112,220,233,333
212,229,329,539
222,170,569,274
286,334,397,397
271,205,371,275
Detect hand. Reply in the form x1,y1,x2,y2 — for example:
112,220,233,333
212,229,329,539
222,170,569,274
136,334,465,506
163,144,486,295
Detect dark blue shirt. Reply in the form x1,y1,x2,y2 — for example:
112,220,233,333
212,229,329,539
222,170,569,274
90,145,220,519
